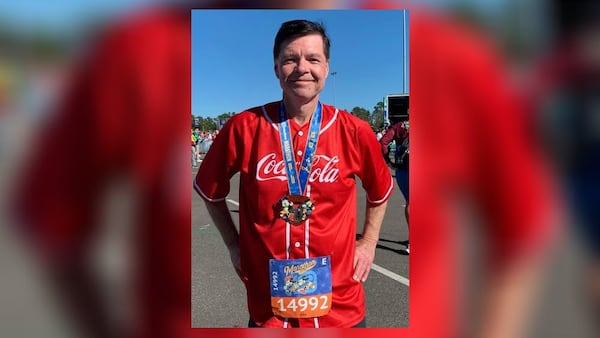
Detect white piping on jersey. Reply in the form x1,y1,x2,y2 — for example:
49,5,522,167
193,180,226,202
304,184,311,259
261,104,339,134
284,220,290,328
320,108,338,133
367,177,395,205
285,219,291,260
307,184,320,328
304,222,310,258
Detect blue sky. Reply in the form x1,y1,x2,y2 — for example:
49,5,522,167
192,9,409,117
0,2,513,118
0,1,152,33
0,1,510,35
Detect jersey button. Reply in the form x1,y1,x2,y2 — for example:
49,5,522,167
298,131,304,136
297,150,303,156
294,242,301,248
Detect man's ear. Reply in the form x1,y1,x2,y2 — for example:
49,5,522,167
274,63,279,79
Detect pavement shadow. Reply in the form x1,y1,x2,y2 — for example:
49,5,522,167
376,243,409,256
356,234,409,256
380,238,409,246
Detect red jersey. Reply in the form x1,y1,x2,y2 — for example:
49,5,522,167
194,101,394,328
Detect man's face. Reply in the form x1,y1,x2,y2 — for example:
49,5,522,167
274,34,329,103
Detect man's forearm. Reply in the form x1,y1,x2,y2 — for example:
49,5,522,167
204,200,239,248
353,201,388,282
204,200,243,279
362,201,388,244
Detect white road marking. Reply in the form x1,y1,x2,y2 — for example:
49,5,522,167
371,263,409,286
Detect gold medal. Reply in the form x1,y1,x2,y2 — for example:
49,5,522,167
279,195,315,225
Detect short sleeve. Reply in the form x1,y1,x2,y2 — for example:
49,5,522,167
356,120,395,207
193,115,243,202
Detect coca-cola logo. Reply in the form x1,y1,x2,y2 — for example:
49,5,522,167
256,153,340,183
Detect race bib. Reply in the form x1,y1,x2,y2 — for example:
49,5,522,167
269,256,332,318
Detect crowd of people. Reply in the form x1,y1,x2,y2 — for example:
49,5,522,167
191,128,219,167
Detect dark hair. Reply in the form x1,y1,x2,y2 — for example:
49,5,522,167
273,19,330,60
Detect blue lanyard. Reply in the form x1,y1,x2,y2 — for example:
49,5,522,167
278,101,322,196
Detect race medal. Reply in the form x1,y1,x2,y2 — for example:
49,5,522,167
279,194,314,225
269,256,332,318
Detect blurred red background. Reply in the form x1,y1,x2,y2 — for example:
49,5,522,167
1,1,598,338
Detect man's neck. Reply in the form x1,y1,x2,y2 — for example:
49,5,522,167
283,96,319,126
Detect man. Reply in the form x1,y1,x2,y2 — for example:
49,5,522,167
193,19,393,328
380,119,409,253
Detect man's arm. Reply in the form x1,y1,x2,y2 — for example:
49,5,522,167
353,201,388,282
204,200,242,279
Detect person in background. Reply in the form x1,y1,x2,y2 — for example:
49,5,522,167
375,127,385,141
380,119,409,253
192,127,201,163
191,129,198,168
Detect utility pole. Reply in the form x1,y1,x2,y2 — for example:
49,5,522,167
330,71,337,106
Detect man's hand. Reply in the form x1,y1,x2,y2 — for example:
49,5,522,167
353,236,378,282
354,201,387,282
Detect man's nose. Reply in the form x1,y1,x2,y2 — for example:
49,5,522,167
296,58,309,73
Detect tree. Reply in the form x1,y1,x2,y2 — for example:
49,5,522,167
202,117,217,131
215,112,236,129
351,107,370,123
191,115,216,131
372,101,385,128
217,113,233,120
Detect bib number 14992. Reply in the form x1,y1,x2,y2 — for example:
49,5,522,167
272,294,331,318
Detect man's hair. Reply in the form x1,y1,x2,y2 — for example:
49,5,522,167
273,19,330,60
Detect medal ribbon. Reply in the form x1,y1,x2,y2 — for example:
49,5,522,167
278,101,322,196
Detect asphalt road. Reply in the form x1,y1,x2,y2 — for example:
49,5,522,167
191,165,410,328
